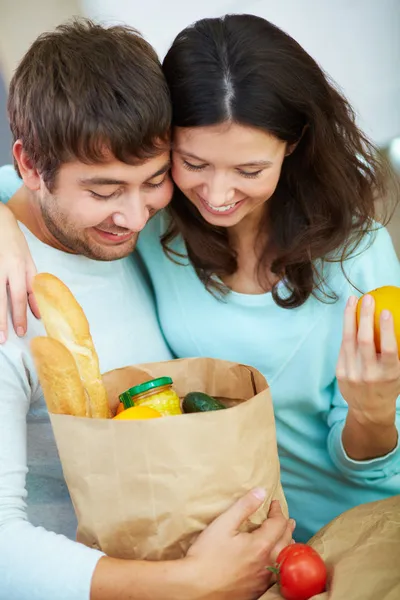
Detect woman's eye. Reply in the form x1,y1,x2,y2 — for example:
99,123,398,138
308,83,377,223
238,170,263,178
183,160,206,172
89,190,118,200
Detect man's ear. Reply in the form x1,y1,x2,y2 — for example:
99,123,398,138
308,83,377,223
13,140,41,190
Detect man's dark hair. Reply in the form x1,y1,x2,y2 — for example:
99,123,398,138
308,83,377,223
8,19,172,188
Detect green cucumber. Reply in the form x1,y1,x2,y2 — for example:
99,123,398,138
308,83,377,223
182,391,226,413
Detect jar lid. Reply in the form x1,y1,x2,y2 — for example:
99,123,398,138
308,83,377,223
119,376,173,407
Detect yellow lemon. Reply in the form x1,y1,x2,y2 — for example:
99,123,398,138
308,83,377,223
356,285,400,356
113,406,162,420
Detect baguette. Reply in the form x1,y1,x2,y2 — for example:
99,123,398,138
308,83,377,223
32,273,110,418
31,337,88,417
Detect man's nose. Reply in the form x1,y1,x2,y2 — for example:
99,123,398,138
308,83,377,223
112,194,150,232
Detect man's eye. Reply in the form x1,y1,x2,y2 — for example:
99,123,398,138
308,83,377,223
89,190,117,200
145,176,167,189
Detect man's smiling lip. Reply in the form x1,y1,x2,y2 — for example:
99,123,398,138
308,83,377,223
93,228,135,244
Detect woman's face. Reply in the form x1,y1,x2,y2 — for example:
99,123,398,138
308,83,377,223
172,122,289,228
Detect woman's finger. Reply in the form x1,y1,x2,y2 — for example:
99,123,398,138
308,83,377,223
26,258,40,319
336,296,358,379
28,292,40,320
379,310,399,367
336,345,346,379
8,270,29,336
256,501,288,547
0,273,9,343
357,294,377,370
269,520,295,563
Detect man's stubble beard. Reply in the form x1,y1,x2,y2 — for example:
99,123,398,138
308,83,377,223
39,197,138,261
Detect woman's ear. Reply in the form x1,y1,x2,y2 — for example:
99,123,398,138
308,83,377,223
285,124,309,156
285,142,297,157
13,141,41,190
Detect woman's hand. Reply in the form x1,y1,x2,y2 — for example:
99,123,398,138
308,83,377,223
0,205,39,343
336,295,400,460
186,491,295,600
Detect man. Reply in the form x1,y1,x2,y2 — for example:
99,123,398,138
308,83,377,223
0,20,292,600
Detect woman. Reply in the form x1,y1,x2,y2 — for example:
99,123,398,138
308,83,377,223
1,14,399,542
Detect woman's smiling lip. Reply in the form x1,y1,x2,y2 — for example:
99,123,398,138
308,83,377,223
196,193,245,216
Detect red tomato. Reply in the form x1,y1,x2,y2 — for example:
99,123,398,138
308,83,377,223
276,543,327,600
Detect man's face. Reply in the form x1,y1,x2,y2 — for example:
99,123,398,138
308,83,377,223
36,153,172,260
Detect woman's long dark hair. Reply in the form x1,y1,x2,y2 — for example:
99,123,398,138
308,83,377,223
161,14,394,308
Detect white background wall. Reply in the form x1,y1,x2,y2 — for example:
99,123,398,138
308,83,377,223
0,0,82,162
83,0,400,147
1,0,399,156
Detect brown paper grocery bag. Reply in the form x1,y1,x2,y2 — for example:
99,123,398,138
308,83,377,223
49,357,287,560
261,495,400,600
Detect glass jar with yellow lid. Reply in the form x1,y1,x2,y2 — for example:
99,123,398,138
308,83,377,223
119,377,182,417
